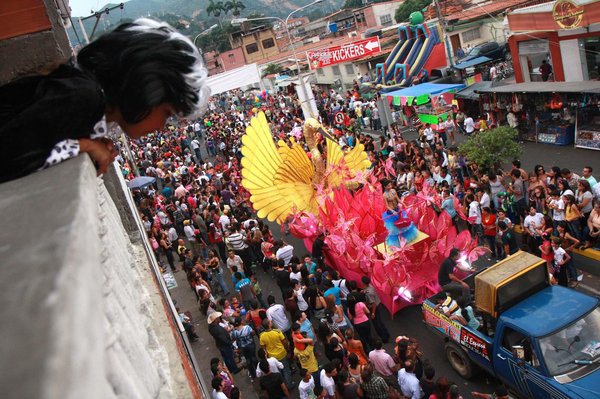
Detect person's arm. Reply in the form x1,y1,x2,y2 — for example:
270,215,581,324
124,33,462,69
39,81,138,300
281,382,291,398
577,194,591,210
562,251,572,265
449,314,467,326
471,392,492,399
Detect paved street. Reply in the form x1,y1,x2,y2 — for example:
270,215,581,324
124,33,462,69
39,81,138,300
167,129,599,398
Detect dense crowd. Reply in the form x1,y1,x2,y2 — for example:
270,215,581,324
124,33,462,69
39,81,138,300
122,85,598,399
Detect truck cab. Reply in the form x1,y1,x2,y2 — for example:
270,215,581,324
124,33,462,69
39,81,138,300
423,251,600,398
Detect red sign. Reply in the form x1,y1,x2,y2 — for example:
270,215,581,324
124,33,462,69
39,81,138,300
306,37,381,70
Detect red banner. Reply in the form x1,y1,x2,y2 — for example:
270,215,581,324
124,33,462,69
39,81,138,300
306,37,381,70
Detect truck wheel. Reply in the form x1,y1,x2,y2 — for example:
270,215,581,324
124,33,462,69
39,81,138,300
445,342,473,379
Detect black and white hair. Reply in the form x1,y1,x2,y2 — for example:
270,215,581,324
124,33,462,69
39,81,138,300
77,18,209,124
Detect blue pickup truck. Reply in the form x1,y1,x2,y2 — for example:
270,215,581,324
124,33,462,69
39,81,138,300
423,251,600,398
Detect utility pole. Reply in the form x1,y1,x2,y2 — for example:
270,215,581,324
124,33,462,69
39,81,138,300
433,0,454,67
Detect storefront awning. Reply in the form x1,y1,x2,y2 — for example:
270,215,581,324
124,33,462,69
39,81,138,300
456,81,500,100
475,81,600,94
453,56,492,70
384,83,466,106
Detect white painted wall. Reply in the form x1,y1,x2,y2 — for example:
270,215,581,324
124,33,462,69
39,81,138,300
315,62,359,88
560,38,585,81
453,19,507,49
372,2,401,26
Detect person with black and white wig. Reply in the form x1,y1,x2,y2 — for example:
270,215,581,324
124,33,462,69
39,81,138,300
0,18,209,182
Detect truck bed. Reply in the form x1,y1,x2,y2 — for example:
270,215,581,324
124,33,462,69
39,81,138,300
423,298,493,366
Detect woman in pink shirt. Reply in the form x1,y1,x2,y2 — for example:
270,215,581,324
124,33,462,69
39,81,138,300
347,295,372,352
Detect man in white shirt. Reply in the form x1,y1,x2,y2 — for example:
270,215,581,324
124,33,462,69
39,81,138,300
298,370,315,399
167,225,179,243
266,295,291,333
398,360,423,399
423,123,434,144
507,111,518,129
524,206,544,252
468,194,483,241
523,206,544,236
464,115,475,135
477,188,491,209
190,138,202,163
275,240,294,266
219,211,231,232
319,363,337,398
548,190,565,221
489,65,497,80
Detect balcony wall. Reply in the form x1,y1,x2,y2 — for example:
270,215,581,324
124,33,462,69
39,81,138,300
0,155,201,399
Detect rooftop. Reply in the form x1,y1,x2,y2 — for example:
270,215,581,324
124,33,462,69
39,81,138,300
426,0,543,23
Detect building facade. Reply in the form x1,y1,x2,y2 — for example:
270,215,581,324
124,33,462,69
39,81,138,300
229,25,280,65
507,0,600,82
204,47,246,76
362,0,405,28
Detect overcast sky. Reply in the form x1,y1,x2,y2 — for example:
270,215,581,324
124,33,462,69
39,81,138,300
69,0,131,17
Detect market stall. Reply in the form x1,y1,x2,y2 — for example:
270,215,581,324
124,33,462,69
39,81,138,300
384,82,465,126
576,102,600,151
476,82,600,148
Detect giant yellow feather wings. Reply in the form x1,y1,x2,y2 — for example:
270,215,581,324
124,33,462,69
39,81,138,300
241,112,371,223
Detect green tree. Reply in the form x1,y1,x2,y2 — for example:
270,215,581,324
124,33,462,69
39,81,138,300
458,126,522,172
195,22,235,53
224,0,246,17
262,63,284,77
394,0,431,23
344,0,389,9
207,0,225,18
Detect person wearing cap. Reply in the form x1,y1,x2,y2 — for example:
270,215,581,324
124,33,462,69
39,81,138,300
208,312,241,374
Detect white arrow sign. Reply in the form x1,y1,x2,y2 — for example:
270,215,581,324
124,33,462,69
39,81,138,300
365,40,379,51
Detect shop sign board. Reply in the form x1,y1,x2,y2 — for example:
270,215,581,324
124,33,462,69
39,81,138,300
460,328,491,361
306,37,381,70
553,0,585,29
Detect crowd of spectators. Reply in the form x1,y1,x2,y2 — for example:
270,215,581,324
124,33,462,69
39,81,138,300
123,86,598,399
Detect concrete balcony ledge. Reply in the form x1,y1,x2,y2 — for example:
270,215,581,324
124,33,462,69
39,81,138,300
0,155,197,399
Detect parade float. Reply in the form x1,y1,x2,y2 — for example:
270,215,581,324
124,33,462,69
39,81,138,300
241,112,484,315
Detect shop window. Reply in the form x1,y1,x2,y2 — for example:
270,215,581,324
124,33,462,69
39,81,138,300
518,39,551,82
345,64,354,75
462,27,481,43
245,43,259,54
580,37,600,80
262,38,275,49
332,65,341,76
317,68,325,76
380,14,392,26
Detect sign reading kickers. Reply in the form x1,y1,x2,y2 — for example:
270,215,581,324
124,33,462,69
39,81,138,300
307,37,381,70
